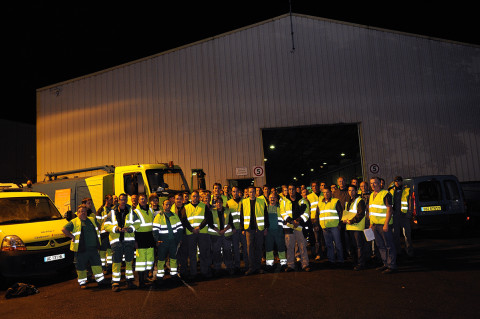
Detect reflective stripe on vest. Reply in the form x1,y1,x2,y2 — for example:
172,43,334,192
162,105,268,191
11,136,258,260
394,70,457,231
134,207,154,232
69,216,101,252
242,198,266,231
208,208,233,237
307,192,323,219
369,190,393,225
318,198,340,228
345,197,366,231
390,186,410,214
185,202,207,234
226,198,242,228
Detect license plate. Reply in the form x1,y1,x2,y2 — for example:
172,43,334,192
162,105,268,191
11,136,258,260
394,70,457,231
421,206,442,212
44,254,65,262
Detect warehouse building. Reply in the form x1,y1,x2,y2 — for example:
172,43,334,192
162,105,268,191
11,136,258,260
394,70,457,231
36,13,480,189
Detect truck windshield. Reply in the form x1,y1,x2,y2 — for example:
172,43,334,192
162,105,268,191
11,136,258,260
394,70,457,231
0,197,63,225
146,169,188,193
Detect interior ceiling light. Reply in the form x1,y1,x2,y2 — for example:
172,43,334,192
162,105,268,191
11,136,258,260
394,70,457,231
269,145,275,149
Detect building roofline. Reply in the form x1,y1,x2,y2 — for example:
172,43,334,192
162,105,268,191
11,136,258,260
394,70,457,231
37,12,479,92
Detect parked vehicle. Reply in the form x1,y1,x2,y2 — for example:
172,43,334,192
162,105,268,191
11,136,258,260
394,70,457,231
460,181,480,225
29,163,190,216
403,175,467,227
0,191,73,285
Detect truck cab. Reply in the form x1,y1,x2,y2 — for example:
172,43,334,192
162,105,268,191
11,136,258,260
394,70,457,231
117,163,190,205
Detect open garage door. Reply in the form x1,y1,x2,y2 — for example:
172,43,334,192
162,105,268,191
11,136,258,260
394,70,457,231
261,124,363,188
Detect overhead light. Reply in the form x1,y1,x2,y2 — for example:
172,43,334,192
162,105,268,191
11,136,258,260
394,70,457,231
301,173,304,176
264,158,268,162
340,153,345,157
310,168,314,172
269,145,275,150
293,177,297,180
323,162,327,165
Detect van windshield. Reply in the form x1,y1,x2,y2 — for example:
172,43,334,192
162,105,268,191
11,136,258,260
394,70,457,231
0,197,63,225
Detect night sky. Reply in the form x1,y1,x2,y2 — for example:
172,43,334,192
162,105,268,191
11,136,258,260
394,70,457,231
3,1,478,125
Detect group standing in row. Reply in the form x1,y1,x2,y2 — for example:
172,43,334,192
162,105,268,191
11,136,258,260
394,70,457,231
62,175,413,291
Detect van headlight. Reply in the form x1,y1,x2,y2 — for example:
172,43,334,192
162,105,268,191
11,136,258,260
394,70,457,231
1,235,27,251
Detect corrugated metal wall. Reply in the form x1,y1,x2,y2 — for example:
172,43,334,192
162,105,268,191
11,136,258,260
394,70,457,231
36,14,480,186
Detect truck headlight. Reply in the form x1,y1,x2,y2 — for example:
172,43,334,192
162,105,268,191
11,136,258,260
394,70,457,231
1,235,27,251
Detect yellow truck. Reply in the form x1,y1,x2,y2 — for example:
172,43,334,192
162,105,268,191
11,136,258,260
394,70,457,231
29,163,190,216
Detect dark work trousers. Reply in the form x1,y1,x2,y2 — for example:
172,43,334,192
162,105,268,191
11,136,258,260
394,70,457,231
187,232,211,276
348,230,367,267
177,233,189,276
245,229,264,272
232,230,249,269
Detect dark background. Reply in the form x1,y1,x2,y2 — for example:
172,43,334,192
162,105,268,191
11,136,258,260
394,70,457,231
2,1,479,125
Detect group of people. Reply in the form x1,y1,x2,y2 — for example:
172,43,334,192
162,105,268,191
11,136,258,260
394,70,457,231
62,175,413,291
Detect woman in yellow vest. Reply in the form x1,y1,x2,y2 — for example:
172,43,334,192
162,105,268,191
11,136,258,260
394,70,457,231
369,177,397,274
342,185,367,271
62,204,107,289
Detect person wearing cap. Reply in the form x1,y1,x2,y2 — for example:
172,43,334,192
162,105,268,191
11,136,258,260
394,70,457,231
389,176,414,258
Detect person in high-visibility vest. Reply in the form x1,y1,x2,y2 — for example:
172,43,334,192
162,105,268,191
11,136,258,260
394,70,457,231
96,195,114,274
369,177,397,274
134,193,156,288
315,188,344,266
222,185,232,203
209,197,234,276
342,185,367,271
103,193,140,292
212,183,225,207
280,185,311,272
307,181,326,262
389,176,414,258
62,204,108,289
172,193,189,279
226,186,249,273
256,187,267,207
184,190,213,281
265,193,287,272
240,186,269,275
153,199,183,286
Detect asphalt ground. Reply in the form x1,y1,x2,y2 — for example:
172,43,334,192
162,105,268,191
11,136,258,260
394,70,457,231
1,226,479,319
